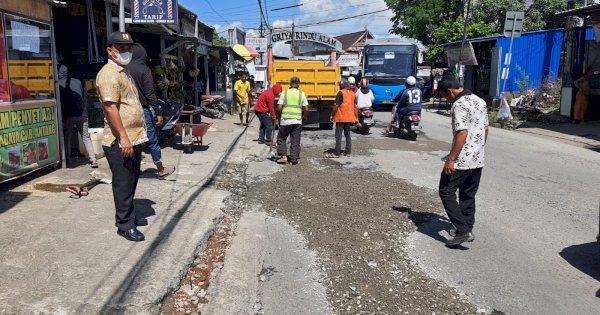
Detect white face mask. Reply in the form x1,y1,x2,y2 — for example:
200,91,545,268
113,50,132,66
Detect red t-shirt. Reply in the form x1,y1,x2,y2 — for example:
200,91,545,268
254,84,282,120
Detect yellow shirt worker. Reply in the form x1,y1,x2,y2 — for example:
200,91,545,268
234,73,252,126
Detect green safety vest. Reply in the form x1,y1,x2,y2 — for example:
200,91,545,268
281,88,304,120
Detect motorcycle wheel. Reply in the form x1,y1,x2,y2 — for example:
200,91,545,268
408,131,418,141
217,108,225,119
360,125,370,135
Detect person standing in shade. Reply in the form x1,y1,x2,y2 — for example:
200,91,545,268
129,44,175,178
254,83,282,145
96,32,148,242
58,65,97,168
573,67,593,124
327,79,358,158
234,73,252,126
436,76,489,247
276,77,309,165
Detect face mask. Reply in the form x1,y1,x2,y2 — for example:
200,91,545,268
112,49,132,66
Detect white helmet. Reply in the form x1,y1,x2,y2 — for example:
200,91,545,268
405,76,416,86
348,76,356,84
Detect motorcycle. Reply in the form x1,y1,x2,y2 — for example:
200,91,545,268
200,95,227,119
157,99,183,145
393,111,421,141
357,107,375,135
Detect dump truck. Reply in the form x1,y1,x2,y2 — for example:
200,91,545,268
270,59,340,129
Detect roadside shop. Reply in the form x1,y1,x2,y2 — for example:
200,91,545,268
0,0,60,183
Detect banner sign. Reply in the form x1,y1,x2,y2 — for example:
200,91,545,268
445,42,478,67
245,37,268,53
0,102,59,182
269,31,343,51
131,0,178,24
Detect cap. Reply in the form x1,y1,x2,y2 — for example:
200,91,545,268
339,78,349,88
290,76,301,85
108,32,134,46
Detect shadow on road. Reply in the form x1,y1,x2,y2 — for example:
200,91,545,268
133,199,157,220
559,242,600,283
0,191,30,215
392,206,470,250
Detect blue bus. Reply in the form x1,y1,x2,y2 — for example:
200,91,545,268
362,39,421,108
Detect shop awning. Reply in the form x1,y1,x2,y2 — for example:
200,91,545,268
231,44,260,61
557,4,600,17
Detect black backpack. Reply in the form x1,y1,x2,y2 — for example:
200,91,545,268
59,77,85,117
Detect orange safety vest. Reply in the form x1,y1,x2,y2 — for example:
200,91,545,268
334,89,357,123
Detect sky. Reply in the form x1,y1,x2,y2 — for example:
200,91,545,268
179,0,396,39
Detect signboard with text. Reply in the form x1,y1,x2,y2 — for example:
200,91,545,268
0,101,59,183
245,37,268,53
131,0,178,24
269,31,343,51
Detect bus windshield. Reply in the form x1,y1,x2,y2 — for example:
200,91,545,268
364,45,416,78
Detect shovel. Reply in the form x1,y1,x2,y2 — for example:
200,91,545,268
269,121,279,159
66,170,112,198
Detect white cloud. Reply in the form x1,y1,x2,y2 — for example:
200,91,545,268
294,0,394,37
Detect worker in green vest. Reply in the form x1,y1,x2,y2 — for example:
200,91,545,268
276,76,310,165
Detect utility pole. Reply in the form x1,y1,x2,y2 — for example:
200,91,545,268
119,0,125,32
290,0,297,57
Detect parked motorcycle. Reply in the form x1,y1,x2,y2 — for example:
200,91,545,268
393,111,421,141
357,107,375,135
157,99,183,145
200,95,227,119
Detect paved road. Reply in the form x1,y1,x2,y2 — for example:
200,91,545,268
370,110,600,314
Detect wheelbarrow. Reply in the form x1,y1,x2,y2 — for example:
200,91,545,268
174,107,212,154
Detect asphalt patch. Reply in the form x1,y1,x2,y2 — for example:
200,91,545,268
246,145,476,314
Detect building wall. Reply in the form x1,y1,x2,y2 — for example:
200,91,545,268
498,29,564,93
1,0,49,22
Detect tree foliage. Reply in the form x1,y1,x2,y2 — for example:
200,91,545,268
213,30,229,47
385,0,586,63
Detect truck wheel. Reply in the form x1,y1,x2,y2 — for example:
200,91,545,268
320,122,334,130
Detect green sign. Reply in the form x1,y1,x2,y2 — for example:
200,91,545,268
0,101,59,182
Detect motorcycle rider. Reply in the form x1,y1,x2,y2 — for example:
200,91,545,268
355,79,374,109
348,76,359,93
394,76,422,127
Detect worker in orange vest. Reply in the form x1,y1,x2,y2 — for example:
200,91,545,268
327,79,358,158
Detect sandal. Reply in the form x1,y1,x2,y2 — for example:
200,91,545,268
325,153,339,158
90,162,99,168
158,166,176,179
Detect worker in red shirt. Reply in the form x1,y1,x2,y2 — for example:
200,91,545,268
254,83,283,145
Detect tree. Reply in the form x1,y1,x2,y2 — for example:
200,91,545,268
471,0,526,33
524,0,569,31
212,30,229,47
385,0,464,46
428,17,497,62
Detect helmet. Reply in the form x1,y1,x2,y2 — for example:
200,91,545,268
360,79,369,88
348,76,356,84
405,76,416,86
339,78,349,89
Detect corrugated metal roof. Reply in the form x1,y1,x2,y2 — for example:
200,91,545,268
442,28,565,47
557,4,600,17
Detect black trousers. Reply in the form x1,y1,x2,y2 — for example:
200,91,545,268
277,124,302,162
103,144,143,231
439,168,483,235
335,122,352,155
256,111,274,142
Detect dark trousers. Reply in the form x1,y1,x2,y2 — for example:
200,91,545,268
335,122,352,155
439,168,483,235
277,124,302,162
256,112,273,142
103,144,143,231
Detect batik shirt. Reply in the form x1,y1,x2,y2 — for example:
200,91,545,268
96,60,148,147
451,90,489,170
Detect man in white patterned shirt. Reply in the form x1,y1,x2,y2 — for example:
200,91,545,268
437,76,489,247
